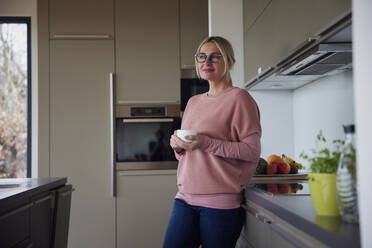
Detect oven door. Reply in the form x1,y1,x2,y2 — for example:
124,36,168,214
116,117,181,170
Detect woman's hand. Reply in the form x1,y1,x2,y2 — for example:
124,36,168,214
182,134,204,150
170,131,204,152
170,131,185,154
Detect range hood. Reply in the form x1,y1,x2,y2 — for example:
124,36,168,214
245,10,352,90
279,42,352,76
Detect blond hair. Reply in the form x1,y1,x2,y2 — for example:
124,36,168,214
195,36,235,82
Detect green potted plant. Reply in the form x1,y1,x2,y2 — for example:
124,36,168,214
300,130,344,216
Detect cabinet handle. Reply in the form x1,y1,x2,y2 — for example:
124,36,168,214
59,188,75,197
34,194,53,205
117,100,180,104
123,118,174,123
0,202,33,220
52,34,112,40
255,213,267,223
110,72,117,197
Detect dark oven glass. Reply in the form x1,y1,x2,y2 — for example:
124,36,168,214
116,118,181,162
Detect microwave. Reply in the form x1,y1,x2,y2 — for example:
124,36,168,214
115,103,181,170
181,78,209,111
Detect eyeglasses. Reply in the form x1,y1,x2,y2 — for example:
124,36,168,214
194,53,222,63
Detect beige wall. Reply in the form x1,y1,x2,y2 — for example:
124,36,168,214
0,0,50,177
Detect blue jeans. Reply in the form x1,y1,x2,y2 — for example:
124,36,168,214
163,198,245,248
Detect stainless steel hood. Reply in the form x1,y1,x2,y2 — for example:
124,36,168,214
279,42,352,76
246,10,352,90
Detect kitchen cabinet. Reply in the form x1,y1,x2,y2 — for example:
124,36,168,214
240,200,327,248
52,185,74,248
244,0,351,81
241,205,268,248
243,0,270,33
0,178,69,248
0,197,30,248
29,191,55,248
49,0,114,38
50,40,115,247
116,170,178,248
180,0,208,69
115,0,180,102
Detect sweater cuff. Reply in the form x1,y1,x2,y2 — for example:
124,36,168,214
200,135,213,151
174,150,185,160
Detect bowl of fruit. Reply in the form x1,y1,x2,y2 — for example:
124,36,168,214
254,154,306,179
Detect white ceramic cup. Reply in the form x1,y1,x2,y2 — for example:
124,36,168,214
176,130,197,143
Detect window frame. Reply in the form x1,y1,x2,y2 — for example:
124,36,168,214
0,16,32,177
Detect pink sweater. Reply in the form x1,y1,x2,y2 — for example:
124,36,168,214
175,87,261,209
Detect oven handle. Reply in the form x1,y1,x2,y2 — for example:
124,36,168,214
109,72,116,197
123,118,175,123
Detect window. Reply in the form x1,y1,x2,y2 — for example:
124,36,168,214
0,17,31,178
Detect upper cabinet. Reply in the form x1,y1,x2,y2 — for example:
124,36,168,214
48,0,208,102
49,0,114,38
243,0,271,31
115,0,180,102
180,0,209,69
244,0,351,82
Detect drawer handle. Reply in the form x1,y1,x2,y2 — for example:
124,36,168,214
34,194,54,205
59,188,75,197
52,34,111,39
123,118,174,123
0,202,33,220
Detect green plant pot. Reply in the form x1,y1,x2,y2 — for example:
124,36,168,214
308,173,340,216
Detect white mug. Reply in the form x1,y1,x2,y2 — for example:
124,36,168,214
177,130,197,143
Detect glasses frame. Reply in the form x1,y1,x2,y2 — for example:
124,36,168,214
194,53,223,63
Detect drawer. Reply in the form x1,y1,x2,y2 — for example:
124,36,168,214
0,198,31,248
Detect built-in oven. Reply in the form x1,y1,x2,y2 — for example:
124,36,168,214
115,103,181,170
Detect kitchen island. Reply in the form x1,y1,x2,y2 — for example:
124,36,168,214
238,180,360,248
0,177,72,248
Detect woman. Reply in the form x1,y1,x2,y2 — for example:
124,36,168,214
163,36,262,248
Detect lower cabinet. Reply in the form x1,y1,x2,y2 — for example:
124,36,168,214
268,228,297,248
240,207,269,248
0,198,31,248
240,200,318,248
0,183,72,248
30,191,56,248
116,170,178,248
52,185,74,248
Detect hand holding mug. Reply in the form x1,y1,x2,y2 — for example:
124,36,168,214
170,130,204,151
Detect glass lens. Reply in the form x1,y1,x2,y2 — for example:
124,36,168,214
195,53,221,63
210,54,221,62
195,53,206,62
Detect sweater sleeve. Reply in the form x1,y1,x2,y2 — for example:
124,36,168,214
174,150,184,160
200,91,261,163
200,133,260,162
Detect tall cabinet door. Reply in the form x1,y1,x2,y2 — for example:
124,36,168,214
49,0,114,38
115,0,180,102
50,40,115,248
180,0,208,69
